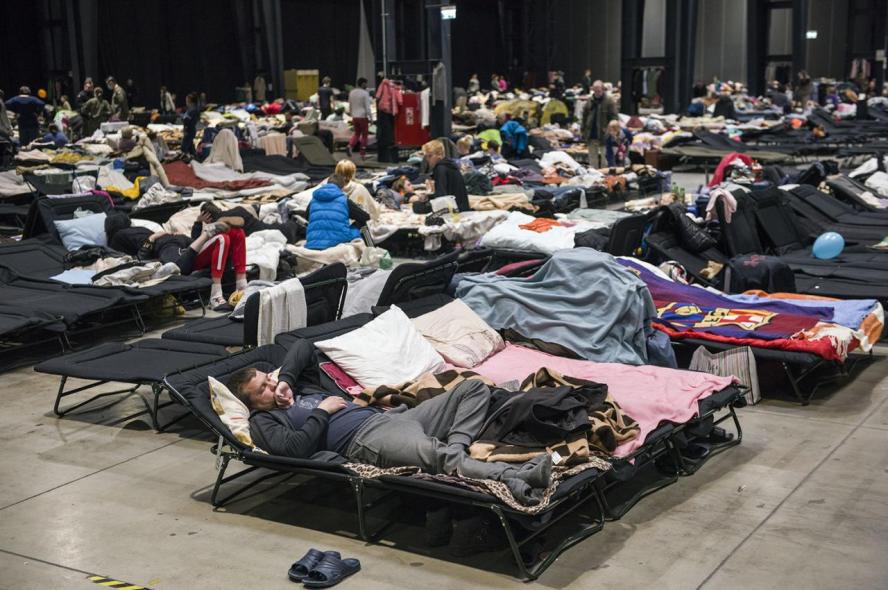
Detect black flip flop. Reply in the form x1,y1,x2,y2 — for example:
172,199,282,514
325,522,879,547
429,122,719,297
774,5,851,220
288,549,338,583
303,554,361,588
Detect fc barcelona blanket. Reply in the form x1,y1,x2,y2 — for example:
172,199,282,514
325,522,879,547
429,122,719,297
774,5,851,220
618,259,851,361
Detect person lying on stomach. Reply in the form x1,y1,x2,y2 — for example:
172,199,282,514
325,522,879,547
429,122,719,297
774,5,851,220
225,344,552,504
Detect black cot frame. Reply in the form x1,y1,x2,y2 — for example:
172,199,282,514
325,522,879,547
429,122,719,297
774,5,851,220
164,365,606,582
50,376,180,432
674,338,871,405
597,387,744,519
197,435,606,582
165,362,744,582
39,341,229,432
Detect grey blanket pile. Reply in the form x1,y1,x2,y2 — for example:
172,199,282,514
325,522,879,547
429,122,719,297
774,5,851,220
456,248,655,365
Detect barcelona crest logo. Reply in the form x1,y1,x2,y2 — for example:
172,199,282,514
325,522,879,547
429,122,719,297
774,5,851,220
657,302,776,331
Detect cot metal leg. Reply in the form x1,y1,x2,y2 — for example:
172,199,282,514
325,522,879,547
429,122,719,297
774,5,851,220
598,439,679,521
151,384,190,433
598,465,678,521
130,305,147,335
781,360,832,405
489,487,605,582
52,376,143,418
670,404,743,476
196,291,207,317
209,457,286,508
351,478,397,542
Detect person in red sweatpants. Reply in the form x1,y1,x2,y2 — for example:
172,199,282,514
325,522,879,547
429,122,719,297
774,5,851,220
347,77,373,158
192,226,247,309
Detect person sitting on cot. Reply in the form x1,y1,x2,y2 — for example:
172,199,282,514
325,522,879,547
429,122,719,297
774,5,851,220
225,340,553,504
197,201,303,243
604,119,632,168
41,123,69,147
104,212,247,310
422,139,470,212
305,173,370,250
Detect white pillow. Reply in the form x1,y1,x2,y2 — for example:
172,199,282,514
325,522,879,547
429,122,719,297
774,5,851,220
208,376,254,447
54,212,108,251
130,218,164,233
315,305,445,388
412,299,504,368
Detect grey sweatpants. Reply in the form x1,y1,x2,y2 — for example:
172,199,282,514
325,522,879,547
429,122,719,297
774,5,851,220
346,380,523,482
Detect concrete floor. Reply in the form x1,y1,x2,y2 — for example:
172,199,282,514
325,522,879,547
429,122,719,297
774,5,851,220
1,313,887,590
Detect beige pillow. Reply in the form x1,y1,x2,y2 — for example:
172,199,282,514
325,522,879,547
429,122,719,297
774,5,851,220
208,376,254,447
412,299,504,368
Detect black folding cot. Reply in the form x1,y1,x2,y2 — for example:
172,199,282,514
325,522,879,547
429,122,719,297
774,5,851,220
781,186,888,245
161,262,349,348
0,240,212,334
375,251,460,306
22,193,111,242
0,303,66,358
162,310,743,581
826,175,888,214
716,189,888,301
0,266,148,340
639,210,876,403
0,239,213,300
34,338,228,430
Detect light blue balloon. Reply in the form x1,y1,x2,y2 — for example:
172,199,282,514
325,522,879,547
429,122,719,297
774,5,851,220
812,232,844,259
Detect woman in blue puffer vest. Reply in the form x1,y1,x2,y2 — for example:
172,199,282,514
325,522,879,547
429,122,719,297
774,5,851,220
305,173,364,250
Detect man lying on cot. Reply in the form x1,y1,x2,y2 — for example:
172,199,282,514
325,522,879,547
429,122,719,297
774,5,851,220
226,341,553,504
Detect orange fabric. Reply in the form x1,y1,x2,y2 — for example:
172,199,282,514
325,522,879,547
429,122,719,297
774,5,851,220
859,313,885,347
519,218,563,233
605,176,627,192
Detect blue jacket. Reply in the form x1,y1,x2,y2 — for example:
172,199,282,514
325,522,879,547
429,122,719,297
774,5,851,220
305,184,361,250
500,120,528,155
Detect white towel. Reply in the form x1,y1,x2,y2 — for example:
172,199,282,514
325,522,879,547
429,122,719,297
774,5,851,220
257,278,307,346
205,128,244,172
246,229,288,281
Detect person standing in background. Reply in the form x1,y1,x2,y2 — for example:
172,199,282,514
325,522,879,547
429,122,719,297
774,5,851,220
604,120,632,167
5,86,45,146
347,77,373,159
467,73,480,94
80,87,112,136
75,78,94,109
317,77,334,119
106,76,130,121
253,73,267,103
794,70,813,107
160,86,176,115
581,80,618,168
581,69,593,94
181,92,200,158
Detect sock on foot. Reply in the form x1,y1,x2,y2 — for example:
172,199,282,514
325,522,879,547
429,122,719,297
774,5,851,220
513,454,553,489
503,478,540,506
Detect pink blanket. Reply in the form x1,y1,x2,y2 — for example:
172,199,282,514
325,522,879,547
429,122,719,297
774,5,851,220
473,344,735,457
